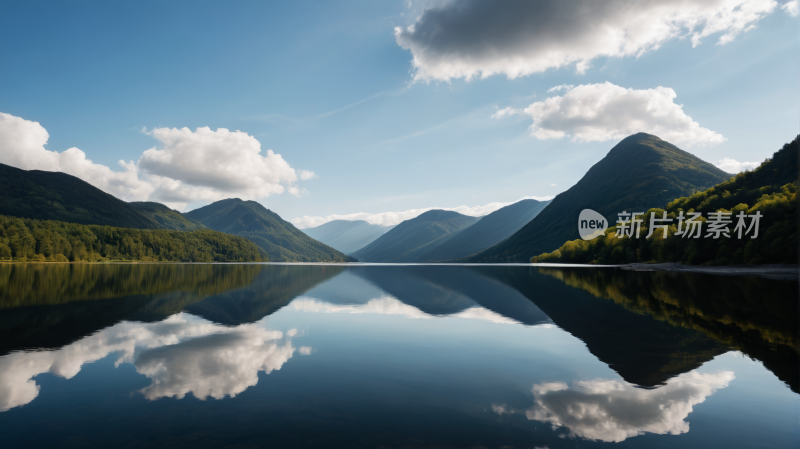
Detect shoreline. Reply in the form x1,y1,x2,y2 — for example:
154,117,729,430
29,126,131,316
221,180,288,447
621,263,799,281
0,260,796,280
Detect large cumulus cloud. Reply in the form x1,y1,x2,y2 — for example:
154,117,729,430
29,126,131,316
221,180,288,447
0,112,315,210
396,0,789,81
496,82,725,146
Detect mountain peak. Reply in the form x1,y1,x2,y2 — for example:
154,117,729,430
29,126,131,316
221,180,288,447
470,136,730,262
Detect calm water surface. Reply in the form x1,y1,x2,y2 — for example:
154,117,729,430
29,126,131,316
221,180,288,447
0,263,797,448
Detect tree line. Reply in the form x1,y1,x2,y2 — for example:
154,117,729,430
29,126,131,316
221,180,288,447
0,215,267,263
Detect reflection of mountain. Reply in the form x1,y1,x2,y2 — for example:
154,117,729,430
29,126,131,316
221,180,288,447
535,267,800,393
348,265,551,325
183,265,345,324
0,264,342,354
473,266,731,387
1,263,795,399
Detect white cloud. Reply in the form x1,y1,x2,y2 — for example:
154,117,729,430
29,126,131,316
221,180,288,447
0,314,299,411
496,82,725,146
299,169,317,180
396,0,780,81
714,157,760,173
781,0,799,16
0,112,314,210
516,371,735,442
291,195,553,228
0,112,155,201
547,84,574,93
491,107,523,119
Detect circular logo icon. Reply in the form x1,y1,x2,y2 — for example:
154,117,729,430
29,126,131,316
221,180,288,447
578,209,608,240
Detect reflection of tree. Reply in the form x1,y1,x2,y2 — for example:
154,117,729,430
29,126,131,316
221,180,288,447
536,267,799,392
0,264,263,309
473,266,729,388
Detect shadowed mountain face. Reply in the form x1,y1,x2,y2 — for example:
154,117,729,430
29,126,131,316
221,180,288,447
301,220,394,254
351,210,481,262
0,163,158,229
184,198,354,262
470,133,731,262
419,199,550,262
129,202,207,231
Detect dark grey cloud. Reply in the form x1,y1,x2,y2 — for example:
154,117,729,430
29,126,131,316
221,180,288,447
395,0,782,80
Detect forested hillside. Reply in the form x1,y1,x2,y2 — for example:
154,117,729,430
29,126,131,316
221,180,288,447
129,202,207,231
185,198,354,262
0,163,158,229
0,215,265,263
533,135,798,265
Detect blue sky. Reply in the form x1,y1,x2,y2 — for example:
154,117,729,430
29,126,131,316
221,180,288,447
0,0,797,227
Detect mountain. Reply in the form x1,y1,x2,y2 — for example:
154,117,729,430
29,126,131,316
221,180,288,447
184,198,354,262
419,199,551,262
129,202,207,231
350,210,480,262
533,134,799,265
0,163,158,229
302,220,395,254
470,133,731,262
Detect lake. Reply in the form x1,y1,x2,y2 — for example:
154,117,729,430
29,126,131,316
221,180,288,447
0,263,797,448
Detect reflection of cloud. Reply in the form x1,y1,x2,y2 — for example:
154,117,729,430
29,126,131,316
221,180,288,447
293,296,520,325
494,371,734,442
298,346,313,355
0,314,300,411
136,327,291,400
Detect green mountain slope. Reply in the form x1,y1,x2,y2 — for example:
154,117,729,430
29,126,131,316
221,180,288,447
533,135,799,265
351,210,481,262
470,133,731,262
420,199,551,262
184,198,354,262
0,214,264,263
129,202,207,231
302,220,394,254
0,163,158,229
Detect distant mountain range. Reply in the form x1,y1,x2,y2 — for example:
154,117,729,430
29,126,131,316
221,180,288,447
184,198,354,262
301,220,395,254
419,199,550,262
351,210,480,262
469,133,732,262
0,163,159,229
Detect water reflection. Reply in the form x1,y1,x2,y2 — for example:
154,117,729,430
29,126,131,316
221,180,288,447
0,262,796,447
493,371,735,443
0,314,301,411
